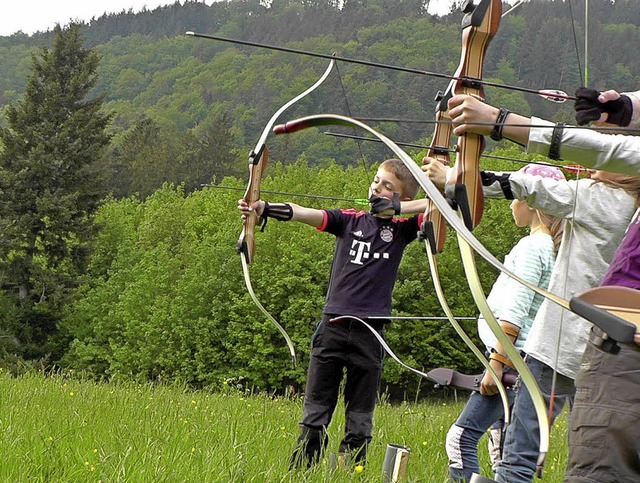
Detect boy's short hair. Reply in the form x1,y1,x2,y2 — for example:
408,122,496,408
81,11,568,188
380,158,420,199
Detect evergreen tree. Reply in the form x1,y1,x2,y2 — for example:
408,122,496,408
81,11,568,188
0,23,111,362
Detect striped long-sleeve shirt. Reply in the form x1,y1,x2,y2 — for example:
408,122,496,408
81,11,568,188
478,232,555,352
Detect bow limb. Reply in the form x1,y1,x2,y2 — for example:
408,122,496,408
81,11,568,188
237,58,336,367
333,312,513,401
274,113,640,474
329,315,509,396
330,316,435,381
272,114,638,330
457,237,550,473
424,244,511,422
240,254,297,365
325,248,511,413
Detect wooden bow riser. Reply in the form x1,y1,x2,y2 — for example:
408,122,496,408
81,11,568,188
423,103,454,254
447,0,501,231
237,145,269,264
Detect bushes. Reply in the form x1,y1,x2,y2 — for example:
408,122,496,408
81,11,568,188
61,159,523,397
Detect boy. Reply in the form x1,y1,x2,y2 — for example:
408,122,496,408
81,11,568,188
238,158,424,468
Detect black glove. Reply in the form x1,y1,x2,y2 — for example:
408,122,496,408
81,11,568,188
574,87,633,126
369,193,401,216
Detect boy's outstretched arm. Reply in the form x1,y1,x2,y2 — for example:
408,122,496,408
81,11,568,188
238,199,325,227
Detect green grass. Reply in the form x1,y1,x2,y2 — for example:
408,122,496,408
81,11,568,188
0,370,568,482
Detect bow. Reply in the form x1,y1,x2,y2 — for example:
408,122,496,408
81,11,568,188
445,0,500,231
432,1,552,476
421,0,513,431
273,112,639,475
420,42,511,423
237,58,336,367
433,1,557,475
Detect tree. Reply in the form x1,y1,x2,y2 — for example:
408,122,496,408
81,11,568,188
108,115,169,198
0,23,111,362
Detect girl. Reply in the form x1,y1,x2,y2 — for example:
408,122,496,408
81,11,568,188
444,164,564,482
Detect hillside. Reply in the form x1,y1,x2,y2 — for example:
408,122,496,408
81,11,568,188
0,0,638,186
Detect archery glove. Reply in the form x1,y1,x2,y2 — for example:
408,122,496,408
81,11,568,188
574,87,633,126
369,193,401,216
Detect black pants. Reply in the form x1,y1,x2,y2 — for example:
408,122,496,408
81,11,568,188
296,315,385,462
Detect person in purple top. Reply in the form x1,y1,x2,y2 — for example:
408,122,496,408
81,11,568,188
238,159,425,468
442,89,640,482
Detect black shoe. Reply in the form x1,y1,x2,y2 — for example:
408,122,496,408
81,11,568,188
338,443,367,465
289,426,327,469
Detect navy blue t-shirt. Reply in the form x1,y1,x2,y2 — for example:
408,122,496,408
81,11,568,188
318,208,423,317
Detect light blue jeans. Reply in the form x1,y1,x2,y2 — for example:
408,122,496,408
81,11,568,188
495,355,575,483
446,368,517,482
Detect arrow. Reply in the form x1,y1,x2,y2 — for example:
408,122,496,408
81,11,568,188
203,183,369,205
185,31,573,102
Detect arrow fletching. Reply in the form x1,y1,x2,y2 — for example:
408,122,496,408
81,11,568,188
538,89,570,103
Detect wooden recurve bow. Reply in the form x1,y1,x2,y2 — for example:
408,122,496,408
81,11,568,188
237,58,336,367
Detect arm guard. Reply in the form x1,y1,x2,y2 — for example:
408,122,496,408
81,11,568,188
259,202,293,231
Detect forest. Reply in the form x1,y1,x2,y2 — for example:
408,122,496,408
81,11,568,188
0,0,635,396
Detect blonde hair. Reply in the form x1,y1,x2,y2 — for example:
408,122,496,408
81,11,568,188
537,211,565,252
379,158,420,199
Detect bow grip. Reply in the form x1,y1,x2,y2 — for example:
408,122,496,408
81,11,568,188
237,145,269,264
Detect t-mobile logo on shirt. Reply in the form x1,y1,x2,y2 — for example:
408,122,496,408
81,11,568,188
349,240,389,265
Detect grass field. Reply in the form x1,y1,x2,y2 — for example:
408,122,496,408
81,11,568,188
0,370,568,482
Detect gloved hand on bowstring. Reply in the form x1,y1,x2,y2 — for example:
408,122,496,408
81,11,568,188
369,192,401,216
574,87,632,126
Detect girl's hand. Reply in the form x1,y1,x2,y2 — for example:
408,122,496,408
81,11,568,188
448,95,500,136
480,363,503,396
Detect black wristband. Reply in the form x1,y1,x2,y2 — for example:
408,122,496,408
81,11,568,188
548,123,565,160
490,108,510,141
